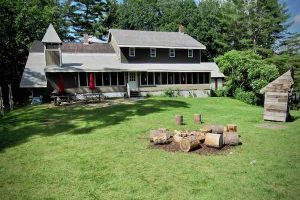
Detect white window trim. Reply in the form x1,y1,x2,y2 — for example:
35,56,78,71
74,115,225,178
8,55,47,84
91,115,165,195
188,49,193,58
78,72,88,87
150,48,156,58
129,47,135,57
169,49,175,57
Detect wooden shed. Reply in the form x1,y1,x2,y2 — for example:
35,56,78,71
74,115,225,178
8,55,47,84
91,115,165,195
260,70,294,122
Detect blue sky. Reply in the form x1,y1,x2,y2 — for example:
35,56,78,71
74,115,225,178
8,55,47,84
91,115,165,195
281,0,300,33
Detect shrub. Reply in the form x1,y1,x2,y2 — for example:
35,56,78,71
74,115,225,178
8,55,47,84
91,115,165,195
234,88,258,105
164,88,175,97
214,87,229,97
215,50,279,104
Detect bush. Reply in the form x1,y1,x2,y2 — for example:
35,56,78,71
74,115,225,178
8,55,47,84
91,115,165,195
164,88,175,97
214,87,229,97
234,88,258,105
215,50,279,104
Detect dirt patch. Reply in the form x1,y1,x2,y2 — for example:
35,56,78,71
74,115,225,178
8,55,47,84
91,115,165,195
148,138,235,155
255,124,288,130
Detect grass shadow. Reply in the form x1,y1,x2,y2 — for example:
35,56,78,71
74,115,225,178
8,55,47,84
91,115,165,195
0,98,188,151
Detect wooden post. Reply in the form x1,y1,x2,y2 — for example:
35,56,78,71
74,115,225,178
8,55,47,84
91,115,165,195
175,115,183,125
8,84,13,111
194,114,201,124
0,86,4,117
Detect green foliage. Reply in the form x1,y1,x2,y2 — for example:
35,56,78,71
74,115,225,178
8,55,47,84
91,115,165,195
234,88,258,105
216,50,279,104
214,87,229,97
265,54,300,92
163,88,175,97
67,0,107,39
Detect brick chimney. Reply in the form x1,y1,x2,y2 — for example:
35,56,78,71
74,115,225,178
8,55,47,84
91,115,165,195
178,25,185,34
83,33,89,45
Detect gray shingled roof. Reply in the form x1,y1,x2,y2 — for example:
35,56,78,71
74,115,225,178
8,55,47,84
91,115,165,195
20,53,47,88
109,29,206,49
42,24,62,43
30,40,115,53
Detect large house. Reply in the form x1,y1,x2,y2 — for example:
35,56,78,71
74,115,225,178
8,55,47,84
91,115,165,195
20,24,224,98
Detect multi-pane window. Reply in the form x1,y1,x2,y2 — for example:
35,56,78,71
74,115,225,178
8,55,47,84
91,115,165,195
129,47,135,57
79,72,88,86
79,72,126,87
169,48,175,57
188,49,193,58
129,72,136,81
150,48,156,57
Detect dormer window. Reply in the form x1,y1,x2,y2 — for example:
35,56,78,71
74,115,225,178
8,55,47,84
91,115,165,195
169,49,175,57
188,49,193,58
129,47,135,57
150,48,156,57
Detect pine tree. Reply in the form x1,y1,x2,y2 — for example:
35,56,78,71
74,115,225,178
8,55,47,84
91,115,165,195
67,0,106,40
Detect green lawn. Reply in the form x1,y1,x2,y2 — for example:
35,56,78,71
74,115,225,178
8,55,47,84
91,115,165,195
0,97,299,200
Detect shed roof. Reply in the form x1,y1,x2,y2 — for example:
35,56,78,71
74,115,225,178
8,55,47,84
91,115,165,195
41,24,62,43
260,70,294,94
109,29,206,49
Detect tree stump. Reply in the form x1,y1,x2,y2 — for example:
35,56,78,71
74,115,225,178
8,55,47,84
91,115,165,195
211,125,224,134
175,115,183,125
223,132,239,145
204,133,223,148
194,114,201,124
227,124,237,132
180,136,200,152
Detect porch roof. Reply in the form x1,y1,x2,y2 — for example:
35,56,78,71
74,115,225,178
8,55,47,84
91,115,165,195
45,53,224,76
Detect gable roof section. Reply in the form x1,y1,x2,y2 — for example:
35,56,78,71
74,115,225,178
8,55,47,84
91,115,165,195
109,29,206,49
42,24,62,43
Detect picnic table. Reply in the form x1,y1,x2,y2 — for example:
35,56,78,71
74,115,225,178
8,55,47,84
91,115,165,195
51,95,73,105
75,93,105,103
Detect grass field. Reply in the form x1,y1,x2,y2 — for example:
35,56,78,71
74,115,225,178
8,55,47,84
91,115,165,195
0,97,299,200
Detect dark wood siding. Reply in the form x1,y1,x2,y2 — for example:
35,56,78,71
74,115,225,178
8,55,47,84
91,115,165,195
120,48,201,63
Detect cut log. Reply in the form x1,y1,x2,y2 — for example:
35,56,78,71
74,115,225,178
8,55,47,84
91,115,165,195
180,136,200,152
204,133,223,148
200,125,212,133
175,115,183,125
223,132,239,145
149,128,170,142
189,131,206,141
194,114,201,124
211,125,224,134
227,124,237,132
152,132,171,144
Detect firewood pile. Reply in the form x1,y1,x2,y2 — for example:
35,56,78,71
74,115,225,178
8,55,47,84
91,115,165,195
149,124,239,153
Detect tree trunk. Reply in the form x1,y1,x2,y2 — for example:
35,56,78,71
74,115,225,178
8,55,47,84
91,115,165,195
227,124,237,132
194,114,201,124
223,132,239,145
211,125,224,134
175,115,183,125
205,133,223,148
180,136,200,152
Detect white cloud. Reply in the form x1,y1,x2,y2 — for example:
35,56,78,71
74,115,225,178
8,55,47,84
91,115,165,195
294,15,300,24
